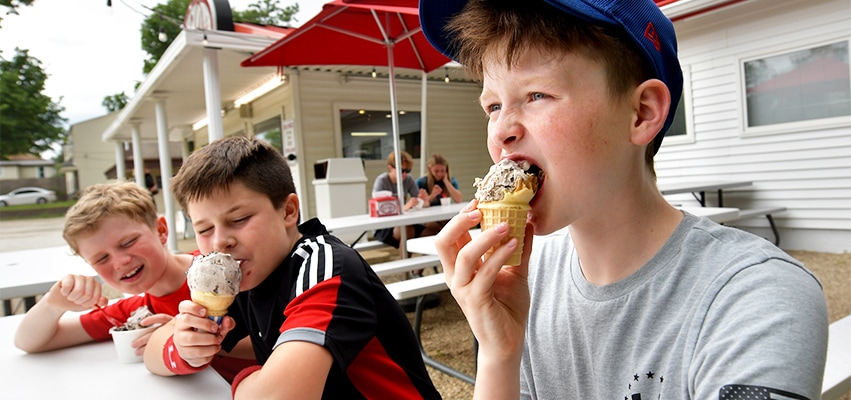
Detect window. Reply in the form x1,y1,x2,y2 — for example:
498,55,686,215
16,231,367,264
339,109,421,160
254,117,283,154
661,65,694,146
743,40,850,132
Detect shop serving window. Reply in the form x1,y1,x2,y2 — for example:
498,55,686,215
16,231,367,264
743,40,850,134
254,117,283,153
339,109,421,160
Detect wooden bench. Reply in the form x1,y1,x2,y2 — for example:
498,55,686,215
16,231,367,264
823,314,851,399
385,273,475,385
727,206,786,245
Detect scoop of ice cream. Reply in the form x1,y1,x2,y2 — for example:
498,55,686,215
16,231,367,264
474,159,540,204
112,306,153,332
186,252,242,296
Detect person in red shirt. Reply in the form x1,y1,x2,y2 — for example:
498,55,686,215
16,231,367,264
13,181,254,382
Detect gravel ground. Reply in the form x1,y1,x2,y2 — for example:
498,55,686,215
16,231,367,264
412,249,851,399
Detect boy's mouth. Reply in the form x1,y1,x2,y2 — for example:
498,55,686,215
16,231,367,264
121,265,143,280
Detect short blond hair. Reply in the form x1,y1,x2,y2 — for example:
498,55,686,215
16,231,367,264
63,181,158,254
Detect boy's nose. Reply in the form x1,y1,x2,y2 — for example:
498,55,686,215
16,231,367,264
489,110,524,147
213,232,236,252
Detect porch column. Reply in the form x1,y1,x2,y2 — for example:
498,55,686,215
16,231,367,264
154,98,178,252
130,121,144,189
202,47,224,142
114,141,126,181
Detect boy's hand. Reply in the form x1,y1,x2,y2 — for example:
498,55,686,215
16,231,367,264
47,274,106,312
130,314,174,357
173,300,235,368
434,199,532,361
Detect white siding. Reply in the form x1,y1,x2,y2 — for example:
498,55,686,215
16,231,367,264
657,0,851,252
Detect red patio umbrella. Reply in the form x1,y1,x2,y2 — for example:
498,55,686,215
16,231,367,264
241,0,451,216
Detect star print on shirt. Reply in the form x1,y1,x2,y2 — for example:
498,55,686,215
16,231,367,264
625,370,665,399
719,385,809,399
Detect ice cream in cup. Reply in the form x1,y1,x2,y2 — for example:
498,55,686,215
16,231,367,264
440,197,451,206
186,252,242,324
108,306,160,363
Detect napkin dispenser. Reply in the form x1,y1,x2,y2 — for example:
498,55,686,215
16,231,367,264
369,196,400,217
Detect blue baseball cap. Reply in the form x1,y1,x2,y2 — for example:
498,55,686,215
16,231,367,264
419,0,683,154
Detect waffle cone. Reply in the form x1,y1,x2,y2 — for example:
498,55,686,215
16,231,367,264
191,291,236,317
478,202,530,266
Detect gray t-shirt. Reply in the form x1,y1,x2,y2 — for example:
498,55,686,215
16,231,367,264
522,212,828,399
373,172,420,199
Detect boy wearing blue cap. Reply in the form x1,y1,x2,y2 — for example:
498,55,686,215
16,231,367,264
421,0,828,398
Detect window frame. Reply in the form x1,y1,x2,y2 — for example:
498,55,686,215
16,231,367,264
333,101,422,161
661,64,695,147
738,37,851,137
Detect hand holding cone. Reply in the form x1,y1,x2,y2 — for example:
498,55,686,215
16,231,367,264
474,159,541,266
186,252,241,324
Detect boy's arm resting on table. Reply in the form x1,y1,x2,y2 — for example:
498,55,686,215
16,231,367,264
14,274,104,353
232,341,332,400
434,201,532,399
144,300,235,376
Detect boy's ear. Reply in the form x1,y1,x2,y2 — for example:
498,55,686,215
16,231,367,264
630,79,670,147
156,216,169,244
282,193,300,226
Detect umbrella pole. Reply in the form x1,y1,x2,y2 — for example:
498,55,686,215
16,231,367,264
388,44,408,259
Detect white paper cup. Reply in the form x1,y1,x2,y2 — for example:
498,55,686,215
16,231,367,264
109,324,161,363
414,198,424,209
440,197,451,206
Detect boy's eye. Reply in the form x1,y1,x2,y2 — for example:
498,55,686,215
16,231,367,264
484,103,501,115
121,238,137,248
530,92,547,101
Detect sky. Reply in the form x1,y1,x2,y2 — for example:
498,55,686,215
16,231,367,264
0,0,323,129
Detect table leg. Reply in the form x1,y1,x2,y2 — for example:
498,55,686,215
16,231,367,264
691,191,706,207
23,296,36,311
412,295,475,384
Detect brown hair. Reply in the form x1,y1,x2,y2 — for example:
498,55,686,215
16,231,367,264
424,153,450,194
387,151,414,169
446,0,658,173
63,181,158,254
171,136,296,215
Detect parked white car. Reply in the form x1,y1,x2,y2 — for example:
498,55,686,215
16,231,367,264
0,187,57,207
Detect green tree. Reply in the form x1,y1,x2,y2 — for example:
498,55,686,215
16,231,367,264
0,0,35,28
102,92,129,112
233,0,299,26
0,48,66,160
140,0,190,74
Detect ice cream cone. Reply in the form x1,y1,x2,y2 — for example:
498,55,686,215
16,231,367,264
478,201,530,266
191,291,236,319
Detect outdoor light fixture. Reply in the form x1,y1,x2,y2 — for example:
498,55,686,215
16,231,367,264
444,67,450,83
203,32,208,46
372,67,377,78
351,132,388,137
158,27,168,42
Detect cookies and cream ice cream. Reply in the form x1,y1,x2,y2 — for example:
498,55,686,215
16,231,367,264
474,159,541,265
112,306,154,332
186,252,241,322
